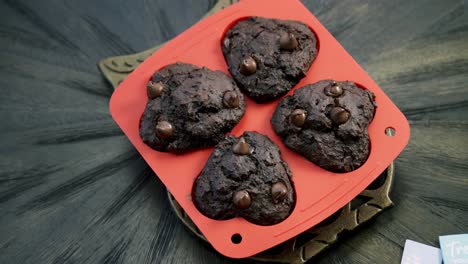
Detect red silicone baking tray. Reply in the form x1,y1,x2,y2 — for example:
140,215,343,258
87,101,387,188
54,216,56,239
109,0,410,258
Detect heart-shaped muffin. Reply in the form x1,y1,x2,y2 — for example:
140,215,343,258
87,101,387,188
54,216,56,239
140,62,245,153
193,131,295,225
271,80,376,172
222,16,318,103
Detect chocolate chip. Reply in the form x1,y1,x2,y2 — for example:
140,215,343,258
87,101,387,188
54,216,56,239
156,121,173,138
329,107,350,125
280,33,298,51
290,109,307,127
233,190,251,209
223,38,230,50
232,137,250,155
147,81,164,99
325,83,343,97
240,57,257,75
271,182,288,203
223,91,240,108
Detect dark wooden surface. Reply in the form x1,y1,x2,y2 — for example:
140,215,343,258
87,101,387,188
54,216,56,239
1,0,467,263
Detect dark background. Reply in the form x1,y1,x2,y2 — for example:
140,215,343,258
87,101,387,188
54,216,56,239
1,0,467,263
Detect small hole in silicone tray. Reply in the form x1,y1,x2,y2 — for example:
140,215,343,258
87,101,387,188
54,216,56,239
385,127,396,136
231,233,242,244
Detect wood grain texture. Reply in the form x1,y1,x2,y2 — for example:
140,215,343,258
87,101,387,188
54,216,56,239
0,0,467,263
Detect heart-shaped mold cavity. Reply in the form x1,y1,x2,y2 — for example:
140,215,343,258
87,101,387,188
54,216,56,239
222,16,319,103
139,62,245,153
271,80,377,173
193,131,296,226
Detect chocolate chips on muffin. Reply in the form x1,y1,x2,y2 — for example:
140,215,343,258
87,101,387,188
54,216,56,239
222,16,318,102
193,132,295,225
271,80,376,172
139,62,245,153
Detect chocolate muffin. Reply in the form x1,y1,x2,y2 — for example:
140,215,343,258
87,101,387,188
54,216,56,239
222,16,318,102
271,80,376,172
140,62,245,153
194,131,295,225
